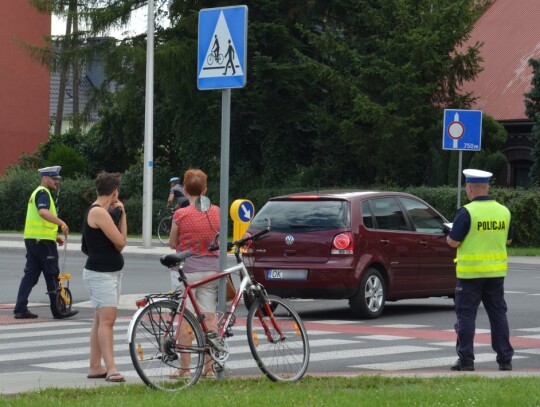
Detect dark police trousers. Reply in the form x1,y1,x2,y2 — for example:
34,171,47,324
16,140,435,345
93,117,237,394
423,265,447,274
454,277,514,366
14,239,61,317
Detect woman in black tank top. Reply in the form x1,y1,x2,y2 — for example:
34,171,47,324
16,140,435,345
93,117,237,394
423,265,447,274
81,172,127,383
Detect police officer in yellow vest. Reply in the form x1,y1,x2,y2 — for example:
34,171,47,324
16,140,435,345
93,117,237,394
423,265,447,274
13,166,79,319
447,169,513,371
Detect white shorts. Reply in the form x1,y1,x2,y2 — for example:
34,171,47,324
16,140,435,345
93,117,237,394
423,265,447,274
83,268,122,309
171,270,218,313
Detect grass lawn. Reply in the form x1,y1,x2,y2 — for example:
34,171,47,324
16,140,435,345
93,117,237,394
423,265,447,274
2,376,540,407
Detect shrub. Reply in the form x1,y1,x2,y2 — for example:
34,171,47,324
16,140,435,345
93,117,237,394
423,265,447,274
46,144,86,178
0,168,40,230
2,168,540,247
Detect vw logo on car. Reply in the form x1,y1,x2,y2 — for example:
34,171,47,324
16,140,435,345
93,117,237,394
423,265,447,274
285,235,294,245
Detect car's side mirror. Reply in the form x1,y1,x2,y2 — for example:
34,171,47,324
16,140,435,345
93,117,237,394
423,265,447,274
443,223,453,234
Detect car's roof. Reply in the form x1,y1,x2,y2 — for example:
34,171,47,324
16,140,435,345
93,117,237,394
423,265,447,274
269,189,414,201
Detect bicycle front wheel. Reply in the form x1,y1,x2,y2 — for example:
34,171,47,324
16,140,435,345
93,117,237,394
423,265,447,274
157,217,172,245
246,295,310,382
129,300,205,391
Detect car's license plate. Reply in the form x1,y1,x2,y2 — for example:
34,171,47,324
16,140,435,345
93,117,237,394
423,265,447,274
266,269,308,280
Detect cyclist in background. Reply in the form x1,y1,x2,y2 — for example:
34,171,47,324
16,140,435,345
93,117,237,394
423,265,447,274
167,177,189,210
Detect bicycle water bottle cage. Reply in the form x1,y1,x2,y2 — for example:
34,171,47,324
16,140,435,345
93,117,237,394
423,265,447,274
160,251,193,268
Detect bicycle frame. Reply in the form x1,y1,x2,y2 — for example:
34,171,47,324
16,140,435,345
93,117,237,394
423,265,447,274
127,258,286,366
173,260,285,345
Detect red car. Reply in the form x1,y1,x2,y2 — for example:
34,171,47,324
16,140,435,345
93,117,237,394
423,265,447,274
243,190,456,318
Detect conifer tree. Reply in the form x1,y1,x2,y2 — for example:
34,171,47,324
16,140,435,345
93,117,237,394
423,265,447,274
525,59,540,185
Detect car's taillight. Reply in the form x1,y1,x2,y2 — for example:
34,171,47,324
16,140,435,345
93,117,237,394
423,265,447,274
331,232,354,255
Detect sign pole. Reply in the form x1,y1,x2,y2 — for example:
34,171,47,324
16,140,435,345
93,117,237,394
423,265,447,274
217,88,231,317
215,88,231,380
457,150,462,209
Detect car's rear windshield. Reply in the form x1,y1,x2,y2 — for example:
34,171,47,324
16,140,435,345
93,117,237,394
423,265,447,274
251,200,350,233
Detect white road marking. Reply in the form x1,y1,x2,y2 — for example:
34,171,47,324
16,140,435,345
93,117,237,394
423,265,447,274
313,320,364,325
30,338,362,370
375,324,429,329
515,348,540,355
0,322,129,340
356,335,412,341
427,341,489,347
515,327,540,332
352,354,526,371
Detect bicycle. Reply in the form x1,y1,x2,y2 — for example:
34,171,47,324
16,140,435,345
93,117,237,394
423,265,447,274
127,222,310,391
207,51,224,66
156,207,174,245
47,236,72,316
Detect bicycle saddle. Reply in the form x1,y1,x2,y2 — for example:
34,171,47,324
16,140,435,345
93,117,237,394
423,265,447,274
160,251,194,268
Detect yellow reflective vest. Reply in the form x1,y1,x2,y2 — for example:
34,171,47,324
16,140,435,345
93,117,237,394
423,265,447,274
455,200,510,279
23,186,58,241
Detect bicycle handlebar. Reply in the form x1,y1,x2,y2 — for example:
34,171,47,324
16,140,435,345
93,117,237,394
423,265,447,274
207,218,271,252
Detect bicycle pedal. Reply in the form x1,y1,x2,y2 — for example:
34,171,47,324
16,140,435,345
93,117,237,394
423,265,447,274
213,363,224,373
225,330,234,338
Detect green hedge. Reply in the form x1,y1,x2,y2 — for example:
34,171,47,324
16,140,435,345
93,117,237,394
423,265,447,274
0,169,218,237
1,169,539,246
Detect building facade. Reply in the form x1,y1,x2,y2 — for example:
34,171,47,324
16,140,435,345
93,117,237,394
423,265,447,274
461,0,540,187
0,2,50,174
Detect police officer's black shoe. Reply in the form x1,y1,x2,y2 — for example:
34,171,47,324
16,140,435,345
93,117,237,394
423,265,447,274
14,310,38,319
450,359,474,371
53,310,79,320
498,362,512,371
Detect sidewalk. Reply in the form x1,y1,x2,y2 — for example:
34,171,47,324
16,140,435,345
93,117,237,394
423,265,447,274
0,233,172,258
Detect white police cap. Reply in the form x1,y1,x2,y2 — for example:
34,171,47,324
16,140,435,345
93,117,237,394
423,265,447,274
38,166,62,179
463,169,492,183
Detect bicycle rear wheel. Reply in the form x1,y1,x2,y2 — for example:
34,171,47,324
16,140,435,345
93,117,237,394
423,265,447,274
157,217,172,245
129,300,205,391
246,295,310,382
55,287,72,316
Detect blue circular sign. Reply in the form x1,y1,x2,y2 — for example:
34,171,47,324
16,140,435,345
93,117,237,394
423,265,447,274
238,201,254,222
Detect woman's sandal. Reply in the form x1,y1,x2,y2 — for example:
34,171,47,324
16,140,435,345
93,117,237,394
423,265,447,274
105,373,125,383
170,369,191,379
87,372,107,379
201,369,216,379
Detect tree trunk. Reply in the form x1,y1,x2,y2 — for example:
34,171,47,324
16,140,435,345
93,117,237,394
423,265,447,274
72,1,79,133
54,1,74,136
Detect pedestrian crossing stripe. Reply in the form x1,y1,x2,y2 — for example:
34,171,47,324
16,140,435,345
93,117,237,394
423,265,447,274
3,320,539,376
352,354,527,371
198,6,247,90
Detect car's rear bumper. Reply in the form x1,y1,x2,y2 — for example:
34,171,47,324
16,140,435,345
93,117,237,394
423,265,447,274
248,261,359,299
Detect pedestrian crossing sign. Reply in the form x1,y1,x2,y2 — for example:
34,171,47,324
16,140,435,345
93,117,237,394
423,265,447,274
198,5,248,90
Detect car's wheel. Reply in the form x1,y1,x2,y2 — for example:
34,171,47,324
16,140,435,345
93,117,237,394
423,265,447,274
349,268,386,318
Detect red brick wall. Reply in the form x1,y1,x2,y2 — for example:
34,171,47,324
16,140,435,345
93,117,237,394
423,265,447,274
0,2,50,174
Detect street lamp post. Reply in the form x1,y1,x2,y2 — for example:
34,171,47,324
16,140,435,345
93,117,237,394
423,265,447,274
142,0,154,248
